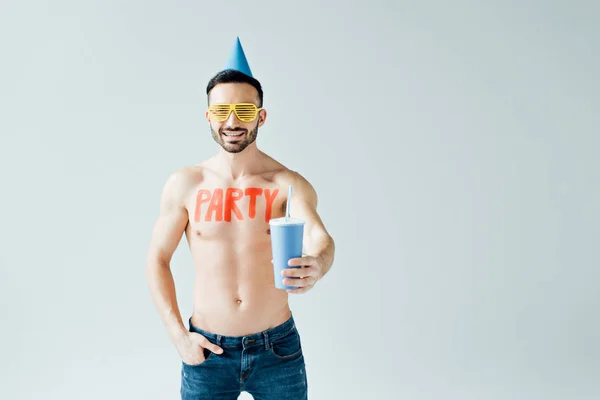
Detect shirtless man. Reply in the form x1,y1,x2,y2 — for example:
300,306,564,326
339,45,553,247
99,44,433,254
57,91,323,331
146,41,335,399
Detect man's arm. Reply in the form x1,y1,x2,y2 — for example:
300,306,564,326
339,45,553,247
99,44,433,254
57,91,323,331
146,169,191,342
146,169,224,363
283,171,335,292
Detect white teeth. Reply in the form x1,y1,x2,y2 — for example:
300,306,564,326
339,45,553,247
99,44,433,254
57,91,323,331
224,132,244,137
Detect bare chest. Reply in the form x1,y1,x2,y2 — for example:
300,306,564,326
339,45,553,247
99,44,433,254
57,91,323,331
185,182,287,240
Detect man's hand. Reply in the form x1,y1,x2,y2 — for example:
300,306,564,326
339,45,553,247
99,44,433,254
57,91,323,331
174,331,224,365
281,255,324,294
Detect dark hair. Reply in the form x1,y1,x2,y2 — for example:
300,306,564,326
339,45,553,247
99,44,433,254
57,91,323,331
206,69,263,107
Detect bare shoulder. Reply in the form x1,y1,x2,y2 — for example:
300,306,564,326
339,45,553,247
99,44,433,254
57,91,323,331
273,167,318,206
160,165,204,205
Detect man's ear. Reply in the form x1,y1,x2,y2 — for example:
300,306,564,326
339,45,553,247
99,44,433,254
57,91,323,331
258,109,267,127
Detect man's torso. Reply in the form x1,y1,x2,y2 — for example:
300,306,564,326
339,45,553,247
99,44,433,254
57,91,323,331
180,157,295,336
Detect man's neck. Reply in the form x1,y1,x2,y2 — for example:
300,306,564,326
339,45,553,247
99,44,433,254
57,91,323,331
214,144,263,180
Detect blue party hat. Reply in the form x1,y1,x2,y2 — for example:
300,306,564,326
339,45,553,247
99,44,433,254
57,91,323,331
223,36,253,77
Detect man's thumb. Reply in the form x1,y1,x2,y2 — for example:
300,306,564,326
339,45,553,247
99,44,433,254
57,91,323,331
192,332,223,354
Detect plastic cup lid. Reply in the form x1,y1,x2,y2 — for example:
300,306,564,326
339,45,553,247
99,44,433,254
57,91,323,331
269,217,306,226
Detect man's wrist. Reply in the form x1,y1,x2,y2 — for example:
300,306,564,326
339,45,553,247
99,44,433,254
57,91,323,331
164,310,188,342
316,254,326,279
168,324,188,343
315,242,334,278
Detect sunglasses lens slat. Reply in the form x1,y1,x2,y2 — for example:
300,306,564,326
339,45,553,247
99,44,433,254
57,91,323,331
234,104,258,121
209,104,232,121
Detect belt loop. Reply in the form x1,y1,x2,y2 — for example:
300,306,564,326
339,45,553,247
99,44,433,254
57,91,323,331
217,335,222,346
263,331,270,350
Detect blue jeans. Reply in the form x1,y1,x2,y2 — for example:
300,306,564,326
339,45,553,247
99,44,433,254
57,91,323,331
180,314,308,399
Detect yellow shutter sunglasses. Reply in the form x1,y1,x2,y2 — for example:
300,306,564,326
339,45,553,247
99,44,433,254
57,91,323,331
207,103,263,123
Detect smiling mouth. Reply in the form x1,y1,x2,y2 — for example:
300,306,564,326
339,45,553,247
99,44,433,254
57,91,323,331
222,131,246,138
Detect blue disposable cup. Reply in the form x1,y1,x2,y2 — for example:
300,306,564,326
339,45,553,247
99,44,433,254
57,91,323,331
269,217,306,290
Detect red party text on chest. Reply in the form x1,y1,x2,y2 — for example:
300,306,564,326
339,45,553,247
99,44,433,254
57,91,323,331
194,187,280,222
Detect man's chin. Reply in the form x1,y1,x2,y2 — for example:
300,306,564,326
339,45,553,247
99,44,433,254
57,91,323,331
220,141,246,154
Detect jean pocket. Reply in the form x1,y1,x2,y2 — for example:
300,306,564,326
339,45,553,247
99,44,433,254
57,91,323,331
269,330,303,360
182,347,215,367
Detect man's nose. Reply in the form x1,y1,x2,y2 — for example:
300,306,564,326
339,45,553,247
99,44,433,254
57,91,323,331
225,108,240,125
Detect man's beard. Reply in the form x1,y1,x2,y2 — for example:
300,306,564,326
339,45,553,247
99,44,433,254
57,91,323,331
211,123,259,154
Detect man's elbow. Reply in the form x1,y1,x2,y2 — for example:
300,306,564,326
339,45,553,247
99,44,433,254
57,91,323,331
146,249,171,275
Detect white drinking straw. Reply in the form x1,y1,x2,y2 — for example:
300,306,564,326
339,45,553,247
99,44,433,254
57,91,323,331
286,184,292,221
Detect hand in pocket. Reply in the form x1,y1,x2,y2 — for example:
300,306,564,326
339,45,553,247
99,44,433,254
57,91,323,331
176,331,223,365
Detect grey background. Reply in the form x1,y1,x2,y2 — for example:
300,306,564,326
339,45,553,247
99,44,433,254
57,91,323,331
1,0,598,399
